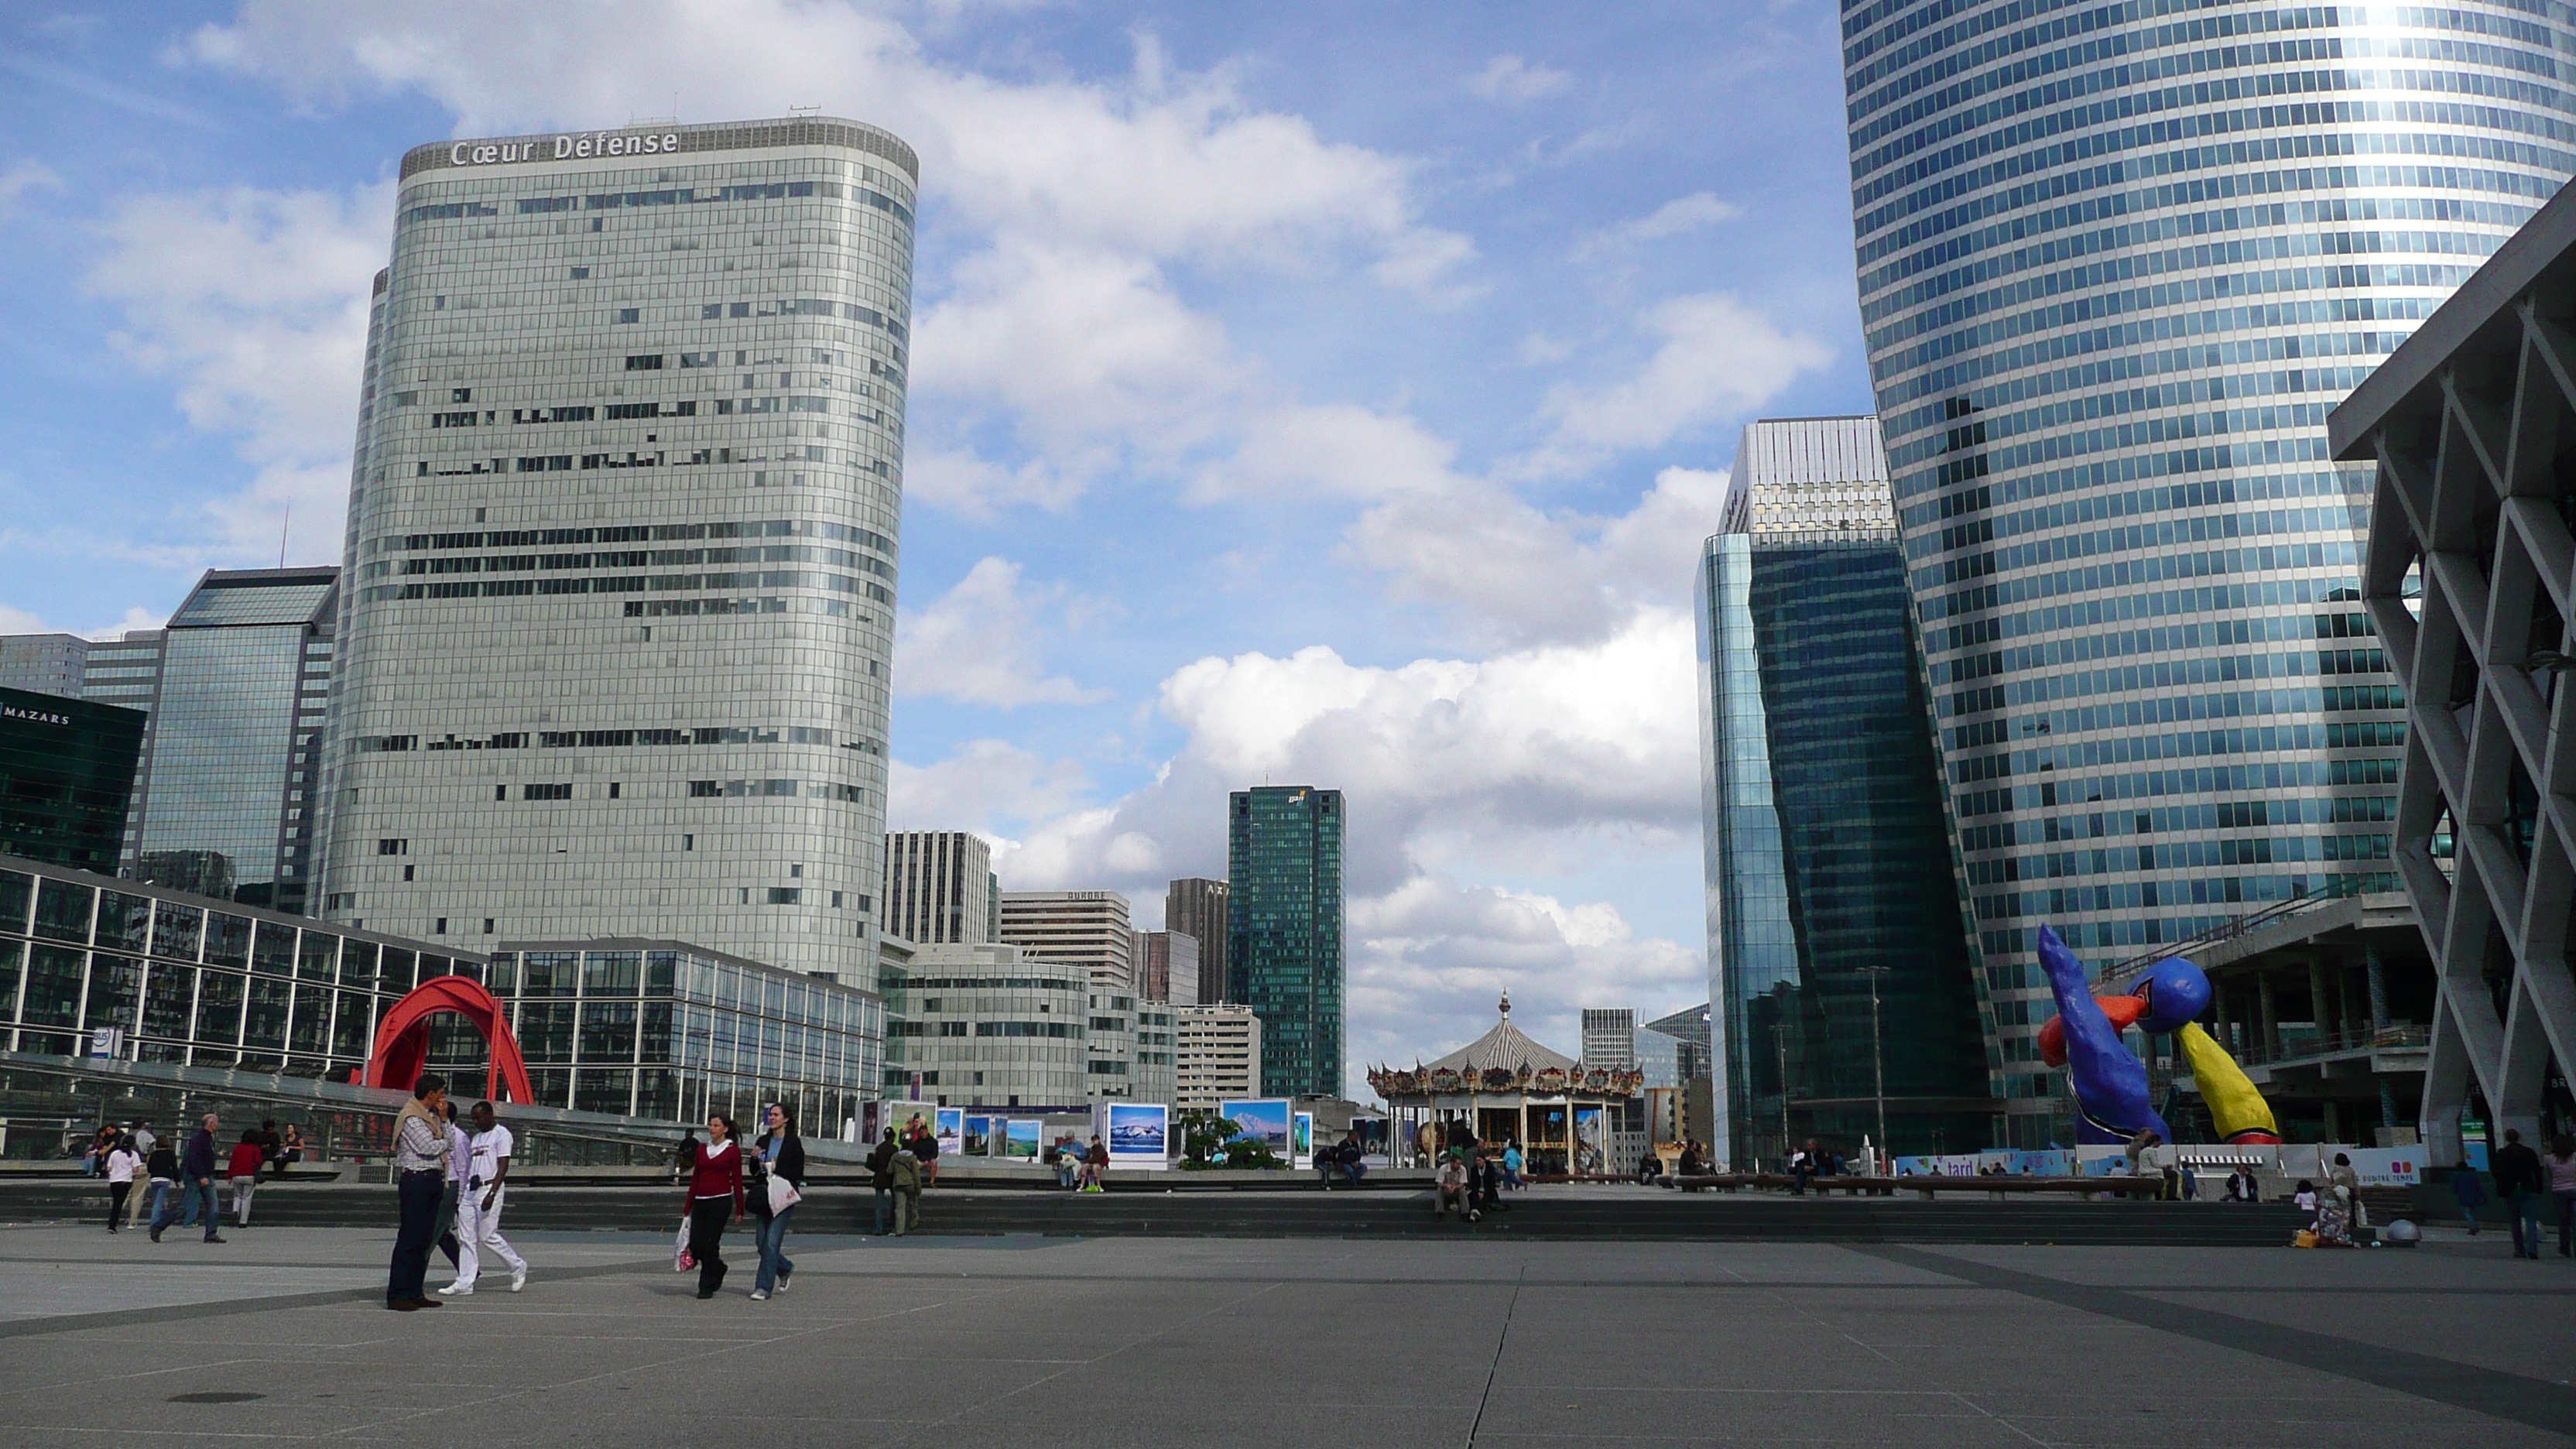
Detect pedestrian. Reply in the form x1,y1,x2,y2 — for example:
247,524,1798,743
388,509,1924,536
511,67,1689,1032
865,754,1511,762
279,1125,305,1170
125,1122,156,1228
913,1120,941,1187
866,1127,899,1233
2494,1129,2547,1259
142,1136,177,1231
152,1113,224,1244
83,1124,116,1177
890,1139,923,1235
431,1101,471,1278
680,1113,745,1298
2328,1152,2368,1231
1082,1136,1108,1192
103,1136,141,1231
672,1128,700,1185
1791,1138,1819,1195
2448,1160,2486,1234
226,1130,265,1227
750,1103,803,1301
383,1076,448,1310
2547,1133,2576,1259
1502,1140,1524,1190
1434,1151,1469,1218
439,1101,526,1296
257,1119,284,1177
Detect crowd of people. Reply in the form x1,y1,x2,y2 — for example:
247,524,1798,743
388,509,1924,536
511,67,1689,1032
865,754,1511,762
81,1115,307,1237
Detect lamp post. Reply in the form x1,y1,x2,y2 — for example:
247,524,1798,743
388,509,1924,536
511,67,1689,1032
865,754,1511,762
1862,966,1891,1170
1773,1022,1792,1172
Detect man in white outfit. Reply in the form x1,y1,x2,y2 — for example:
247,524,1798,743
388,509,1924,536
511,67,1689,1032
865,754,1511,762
438,1101,527,1296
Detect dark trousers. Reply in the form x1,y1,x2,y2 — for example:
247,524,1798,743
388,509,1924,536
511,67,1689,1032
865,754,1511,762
107,1181,130,1230
690,1197,731,1293
387,1170,442,1306
433,1182,462,1267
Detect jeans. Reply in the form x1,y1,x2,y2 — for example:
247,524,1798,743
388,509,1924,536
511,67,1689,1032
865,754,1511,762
156,1179,219,1238
872,1186,892,1235
433,1181,462,1268
229,1175,257,1225
108,1181,131,1229
387,1169,442,1305
2508,1189,2545,1256
755,1204,796,1292
2555,1190,2576,1255
145,1180,170,1228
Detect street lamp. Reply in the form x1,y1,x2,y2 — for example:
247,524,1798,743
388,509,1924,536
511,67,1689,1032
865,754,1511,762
1772,1020,1792,1172
1861,965,1891,1171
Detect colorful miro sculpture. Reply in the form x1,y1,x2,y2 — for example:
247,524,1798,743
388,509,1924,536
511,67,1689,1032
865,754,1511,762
2033,924,2280,1146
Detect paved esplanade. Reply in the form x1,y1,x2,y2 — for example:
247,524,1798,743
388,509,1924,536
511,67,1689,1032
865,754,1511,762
0,1227,2567,1447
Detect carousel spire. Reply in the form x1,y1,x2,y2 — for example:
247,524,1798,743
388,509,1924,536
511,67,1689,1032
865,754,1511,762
1499,990,1512,1019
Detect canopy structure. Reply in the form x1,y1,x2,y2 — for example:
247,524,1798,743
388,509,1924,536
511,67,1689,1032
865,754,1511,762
1367,993,1643,1173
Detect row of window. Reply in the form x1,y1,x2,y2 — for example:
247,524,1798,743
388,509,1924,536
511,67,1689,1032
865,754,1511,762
1923,535,2359,629
1967,824,2393,890
358,570,893,605
1956,750,2404,821
1924,559,2359,656
377,544,891,578
377,518,894,556
412,445,892,481
1939,631,2384,694
368,724,872,754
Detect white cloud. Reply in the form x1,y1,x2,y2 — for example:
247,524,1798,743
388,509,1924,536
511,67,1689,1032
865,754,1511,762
887,738,1091,838
896,557,1112,707
0,160,63,213
83,181,391,564
1576,190,1741,257
0,604,46,633
91,606,167,641
1465,54,1571,103
1521,291,1831,477
1192,402,1458,503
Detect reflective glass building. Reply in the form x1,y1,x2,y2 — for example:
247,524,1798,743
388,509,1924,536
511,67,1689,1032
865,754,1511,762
1844,0,2576,1145
1228,786,1345,1098
0,690,145,873
1697,419,1989,1166
318,118,915,980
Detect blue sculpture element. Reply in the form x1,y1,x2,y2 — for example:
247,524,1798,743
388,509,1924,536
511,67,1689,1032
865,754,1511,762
2037,925,2171,1145
2132,955,2213,1034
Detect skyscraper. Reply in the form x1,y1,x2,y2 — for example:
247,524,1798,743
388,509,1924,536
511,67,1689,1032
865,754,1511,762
1228,786,1344,1098
1580,1008,1637,1069
997,890,1133,990
0,687,145,871
1844,6,2574,1146
1136,929,1198,1005
1697,417,1987,1164
316,118,916,978
1164,877,1231,1003
107,569,341,914
881,830,992,945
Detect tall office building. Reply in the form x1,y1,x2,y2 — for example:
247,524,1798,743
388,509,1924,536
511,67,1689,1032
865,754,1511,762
1164,877,1231,1003
1844,5,2576,1146
1697,418,1987,1163
1173,1003,1262,1111
98,569,341,913
1136,929,1198,1005
0,635,89,698
1642,1003,1711,1084
0,688,145,871
1228,786,1344,1098
1580,1008,1637,1069
998,891,1133,989
316,118,917,979
882,831,992,946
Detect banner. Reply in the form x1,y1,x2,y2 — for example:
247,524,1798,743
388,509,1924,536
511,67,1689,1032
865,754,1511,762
935,1108,964,1162
1220,1098,1292,1155
1572,1107,1608,1176
1292,1112,1314,1168
1102,1102,1170,1170
873,1100,937,1146
1003,1119,1041,1162
963,1115,993,1157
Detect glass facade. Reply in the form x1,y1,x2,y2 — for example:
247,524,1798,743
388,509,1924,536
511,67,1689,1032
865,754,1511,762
1228,786,1345,1098
0,855,471,1078
317,118,916,980
481,940,881,1132
1698,418,1987,1166
1843,0,2576,1146
875,942,1096,1108
117,570,337,914
0,689,144,872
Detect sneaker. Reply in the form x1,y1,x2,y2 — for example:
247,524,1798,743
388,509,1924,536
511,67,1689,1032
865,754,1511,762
748,1289,769,1301
509,1269,527,1293
203,1236,227,1244
695,1290,715,1300
149,1228,163,1242
437,1283,473,1296
776,1276,790,1293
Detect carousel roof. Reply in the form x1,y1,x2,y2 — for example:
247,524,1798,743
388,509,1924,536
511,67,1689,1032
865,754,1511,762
1421,992,1578,1074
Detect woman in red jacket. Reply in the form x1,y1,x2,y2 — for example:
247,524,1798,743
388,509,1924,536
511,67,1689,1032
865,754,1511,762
227,1131,267,1228
680,1115,744,1299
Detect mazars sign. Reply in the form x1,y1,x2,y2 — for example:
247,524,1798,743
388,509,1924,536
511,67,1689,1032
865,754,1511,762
449,131,683,166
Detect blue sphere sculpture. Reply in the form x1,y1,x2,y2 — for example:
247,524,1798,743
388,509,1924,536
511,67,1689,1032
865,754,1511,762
2134,956,2212,1033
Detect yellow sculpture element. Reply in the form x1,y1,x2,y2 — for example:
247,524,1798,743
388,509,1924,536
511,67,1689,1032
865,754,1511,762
2177,1021,2280,1143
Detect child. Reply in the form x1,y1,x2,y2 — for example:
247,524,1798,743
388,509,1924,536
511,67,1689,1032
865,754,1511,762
2293,1179,2318,1229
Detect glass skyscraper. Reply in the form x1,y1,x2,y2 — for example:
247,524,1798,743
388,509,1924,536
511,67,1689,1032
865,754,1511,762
0,689,145,872
1697,417,1988,1166
1844,0,2576,1145
317,118,916,981
1228,786,1345,1098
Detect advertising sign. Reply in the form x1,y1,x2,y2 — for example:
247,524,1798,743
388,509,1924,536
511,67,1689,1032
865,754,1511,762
936,1108,964,1162
1102,1102,1170,1170
1292,1112,1314,1168
873,1101,937,1146
1572,1107,1608,1176
1003,1119,1042,1162
963,1115,993,1157
1349,1115,1390,1166
1219,1098,1292,1155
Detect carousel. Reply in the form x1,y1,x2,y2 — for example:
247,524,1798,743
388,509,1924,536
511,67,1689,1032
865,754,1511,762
1367,993,1645,1173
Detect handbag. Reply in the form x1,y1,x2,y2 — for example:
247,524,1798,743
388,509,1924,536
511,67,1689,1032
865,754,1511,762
766,1175,803,1214
673,1216,694,1272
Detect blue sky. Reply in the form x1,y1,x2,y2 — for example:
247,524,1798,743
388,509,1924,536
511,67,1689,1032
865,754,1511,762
0,1,1877,1088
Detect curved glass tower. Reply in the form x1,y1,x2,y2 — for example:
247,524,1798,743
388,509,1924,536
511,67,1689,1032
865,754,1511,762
317,118,914,983
1845,0,2576,1144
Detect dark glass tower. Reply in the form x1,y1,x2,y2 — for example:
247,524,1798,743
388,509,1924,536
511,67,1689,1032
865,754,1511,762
1227,786,1343,1098
0,687,146,872
1698,418,1989,1165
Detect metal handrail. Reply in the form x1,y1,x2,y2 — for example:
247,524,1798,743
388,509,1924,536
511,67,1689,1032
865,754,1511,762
2218,1023,2430,1067
2093,893,2338,983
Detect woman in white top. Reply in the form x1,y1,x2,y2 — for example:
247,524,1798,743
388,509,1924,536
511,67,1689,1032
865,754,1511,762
103,1141,142,1232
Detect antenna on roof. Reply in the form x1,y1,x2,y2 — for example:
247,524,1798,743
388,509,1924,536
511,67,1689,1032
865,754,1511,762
788,104,822,116
279,508,289,568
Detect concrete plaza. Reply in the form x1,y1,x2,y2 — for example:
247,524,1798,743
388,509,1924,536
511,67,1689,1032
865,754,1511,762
0,1223,2570,1447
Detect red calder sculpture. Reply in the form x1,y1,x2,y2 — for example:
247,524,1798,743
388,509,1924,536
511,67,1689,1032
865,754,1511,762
362,976,538,1107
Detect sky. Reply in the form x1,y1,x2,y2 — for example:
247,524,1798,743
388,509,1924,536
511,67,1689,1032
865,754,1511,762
0,1,1879,1094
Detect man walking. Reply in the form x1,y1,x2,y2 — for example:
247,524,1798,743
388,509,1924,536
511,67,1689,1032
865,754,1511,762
867,1128,899,1235
439,1101,527,1296
152,1114,225,1244
2493,1128,2547,1260
385,1074,448,1310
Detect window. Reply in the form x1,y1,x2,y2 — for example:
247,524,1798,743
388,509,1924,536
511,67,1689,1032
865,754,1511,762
688,780,718,797
625,355,664,371
615,308,639,324
377,838,407,855
482,919,495,933
434,918,447,934
451,389,471,403
402,865,415,882
525,783,572,800
767,888,801,905
570,266,590,279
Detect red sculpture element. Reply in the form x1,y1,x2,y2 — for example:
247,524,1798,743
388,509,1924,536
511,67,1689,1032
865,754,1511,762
364,977,537,1107
2036,995,2146,1068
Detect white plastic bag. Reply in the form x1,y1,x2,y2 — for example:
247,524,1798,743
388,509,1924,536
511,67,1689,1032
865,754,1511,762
674,1215,694,1272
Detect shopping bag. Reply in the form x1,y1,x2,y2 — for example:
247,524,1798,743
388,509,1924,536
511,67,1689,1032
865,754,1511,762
766,1176,803,1215
674,1216,694,1271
